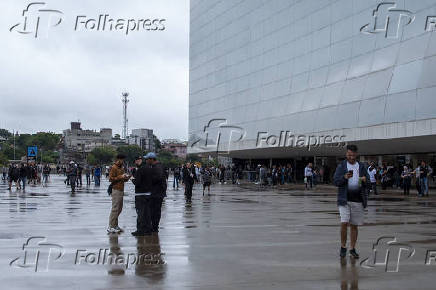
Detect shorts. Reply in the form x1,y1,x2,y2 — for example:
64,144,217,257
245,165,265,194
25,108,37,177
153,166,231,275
339,202,364,226
203,182,211,187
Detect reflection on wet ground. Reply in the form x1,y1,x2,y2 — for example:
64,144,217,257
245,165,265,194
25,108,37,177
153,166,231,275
1,176,436,289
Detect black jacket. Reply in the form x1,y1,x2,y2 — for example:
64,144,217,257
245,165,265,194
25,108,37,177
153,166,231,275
182,167,195,185
333,160,370,208
133,165,153,194
151,162,167,198
19,166,29,178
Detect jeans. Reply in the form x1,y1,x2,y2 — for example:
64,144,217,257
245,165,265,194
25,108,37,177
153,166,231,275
43,174,49,184
19,177,26,190
95,175,100,186
173,176,179,188
420,177,429,196
86,174,91,185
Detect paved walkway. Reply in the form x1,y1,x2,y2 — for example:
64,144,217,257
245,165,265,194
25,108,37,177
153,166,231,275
1,175,436,289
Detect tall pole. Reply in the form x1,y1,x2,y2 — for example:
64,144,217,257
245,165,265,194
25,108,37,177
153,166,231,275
121,92,129,140
13,130,16,160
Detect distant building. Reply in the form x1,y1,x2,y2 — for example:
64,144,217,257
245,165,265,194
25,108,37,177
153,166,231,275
128,128,155,152
162,139,187,159
63,122,112,153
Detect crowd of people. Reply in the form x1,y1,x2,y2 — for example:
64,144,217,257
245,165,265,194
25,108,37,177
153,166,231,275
2,163,52,190
169,164,241,201
62,162,105,193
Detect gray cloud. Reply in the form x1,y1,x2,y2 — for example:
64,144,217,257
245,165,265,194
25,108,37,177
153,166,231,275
0,0,189,140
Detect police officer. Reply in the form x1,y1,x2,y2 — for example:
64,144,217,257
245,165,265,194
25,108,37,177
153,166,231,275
145,152,167,233
131,156,153,236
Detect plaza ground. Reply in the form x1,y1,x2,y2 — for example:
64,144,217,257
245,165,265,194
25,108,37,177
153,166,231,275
1,175,436,289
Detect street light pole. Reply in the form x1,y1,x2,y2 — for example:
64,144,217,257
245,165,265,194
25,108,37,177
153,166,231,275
13,130,16,160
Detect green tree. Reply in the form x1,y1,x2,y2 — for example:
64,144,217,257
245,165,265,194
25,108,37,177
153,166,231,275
186,154,202,163
154,135,161,151
31,132,60,151
157,150,183,168
0,152,8,166
0,129,12,139
116,145,144,165
88,147,116,165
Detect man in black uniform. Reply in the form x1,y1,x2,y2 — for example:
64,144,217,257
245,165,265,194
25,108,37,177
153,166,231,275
132,156,153,236
145,152,167,233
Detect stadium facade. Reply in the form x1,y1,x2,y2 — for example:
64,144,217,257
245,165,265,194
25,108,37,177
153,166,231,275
188,0,436,169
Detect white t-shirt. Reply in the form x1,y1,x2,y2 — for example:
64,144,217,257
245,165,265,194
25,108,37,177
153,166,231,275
304,167,313,177
368,168,377,183
347,161,360,191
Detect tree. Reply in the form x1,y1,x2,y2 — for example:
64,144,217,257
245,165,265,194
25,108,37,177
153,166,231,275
87,147,116,165
0,129,12,139
186,154,202,163
0,152,8,166
31,132,60,151
157,150,183,168
154,135,161,151
116,145,144,165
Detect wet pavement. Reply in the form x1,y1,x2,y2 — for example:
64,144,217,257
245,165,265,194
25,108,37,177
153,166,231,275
1,176,436,289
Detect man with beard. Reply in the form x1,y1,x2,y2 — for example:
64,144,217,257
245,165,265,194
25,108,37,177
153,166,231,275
145,152,167,233
131,156,153,236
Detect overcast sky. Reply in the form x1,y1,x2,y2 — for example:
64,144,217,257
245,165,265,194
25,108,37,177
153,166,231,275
0,0,189,140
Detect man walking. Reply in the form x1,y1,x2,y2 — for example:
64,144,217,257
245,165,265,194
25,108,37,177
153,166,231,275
131,156,153,236
94,166,101,186
304,163,313,190
334,145,370,259
367,162,378,195
146,153,167,233
67,161,78,193
419,161,430,197
173,166,181,190
19,163,28,190
84,165,91,186
107,154,130,234
183,163,195,203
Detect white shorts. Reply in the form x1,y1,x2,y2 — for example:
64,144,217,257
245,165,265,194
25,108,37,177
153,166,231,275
339,202,364,226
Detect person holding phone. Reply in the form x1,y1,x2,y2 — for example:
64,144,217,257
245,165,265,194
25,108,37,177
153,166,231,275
107,154,131,234
334,145,370,259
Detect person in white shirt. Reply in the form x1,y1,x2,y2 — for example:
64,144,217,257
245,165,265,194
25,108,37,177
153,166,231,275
367,162,378,195
334,145,370,259
304,163,313,190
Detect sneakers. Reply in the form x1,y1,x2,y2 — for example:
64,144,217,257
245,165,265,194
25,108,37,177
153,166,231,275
114,226,124,233
107,227,118,234
349,248,360,259
340,247,347,258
